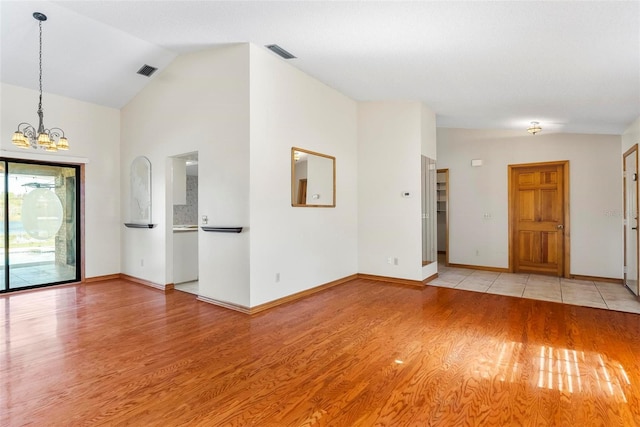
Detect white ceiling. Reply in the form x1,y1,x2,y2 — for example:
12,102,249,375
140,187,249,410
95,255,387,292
2,0,639,135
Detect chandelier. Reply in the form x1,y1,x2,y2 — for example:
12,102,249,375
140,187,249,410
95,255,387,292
12,12,69,151
527,121,542,135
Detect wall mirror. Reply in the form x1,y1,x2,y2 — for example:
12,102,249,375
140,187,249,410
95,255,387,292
421,156,437,265
291,147,336,207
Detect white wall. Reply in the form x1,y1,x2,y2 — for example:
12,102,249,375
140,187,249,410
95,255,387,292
248,44,358,306
421,104,437,159
120,44,250,305
1,83,121,278
359,101,435,282
622,116,640,152
437,128,622,279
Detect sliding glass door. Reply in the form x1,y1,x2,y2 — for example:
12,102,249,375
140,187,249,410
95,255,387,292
1,159,80,292
1,162,5,291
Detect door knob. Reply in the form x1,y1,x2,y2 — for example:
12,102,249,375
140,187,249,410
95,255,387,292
557,224,564,229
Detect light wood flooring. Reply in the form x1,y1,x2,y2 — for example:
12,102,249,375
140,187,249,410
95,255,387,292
2,278,640,425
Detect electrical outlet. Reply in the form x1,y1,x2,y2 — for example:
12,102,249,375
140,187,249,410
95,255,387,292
387,257,393,265
393,257,399,265
140,258,144,267
275,273,280,283
475,250,479,256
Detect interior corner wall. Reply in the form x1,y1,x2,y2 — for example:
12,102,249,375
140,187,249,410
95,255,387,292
421,104,437,160
120,44,250,306
436,128,623,279
248,44,358,307
622,116,640,152
358,101,424,281
1,83,121,278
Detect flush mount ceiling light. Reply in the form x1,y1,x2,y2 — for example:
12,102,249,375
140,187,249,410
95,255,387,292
12,12,69,151
527,121,542,136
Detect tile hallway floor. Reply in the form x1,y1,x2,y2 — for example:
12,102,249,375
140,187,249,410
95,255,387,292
428,264,640,315
174,280,199,295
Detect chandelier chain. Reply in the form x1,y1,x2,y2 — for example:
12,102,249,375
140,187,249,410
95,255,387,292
38,19,43,111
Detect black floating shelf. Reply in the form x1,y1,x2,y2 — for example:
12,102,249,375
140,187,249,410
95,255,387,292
124,223,157,229
201,226,243,233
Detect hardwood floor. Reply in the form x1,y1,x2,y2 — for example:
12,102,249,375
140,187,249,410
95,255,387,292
2,278,640,426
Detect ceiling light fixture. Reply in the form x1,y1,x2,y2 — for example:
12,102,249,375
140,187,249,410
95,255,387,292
12,12,69,151
527,121,542,136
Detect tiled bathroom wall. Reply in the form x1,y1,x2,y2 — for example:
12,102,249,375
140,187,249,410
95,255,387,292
173,175,198,225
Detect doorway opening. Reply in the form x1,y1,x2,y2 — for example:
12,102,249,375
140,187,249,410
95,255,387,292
508,161,570,277
297,179,308,205
623,144,639,296
170,152,199,295
1,158,81,292
436,169,449,266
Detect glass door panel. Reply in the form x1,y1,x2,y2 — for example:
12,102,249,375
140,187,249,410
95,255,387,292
2,161,79,291
1,162,5,291
624,148,639,296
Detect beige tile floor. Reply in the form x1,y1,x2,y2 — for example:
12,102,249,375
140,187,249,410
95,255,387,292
174,280,199,295
429,264,640,315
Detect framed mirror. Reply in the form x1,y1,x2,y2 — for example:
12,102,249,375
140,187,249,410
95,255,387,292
291,147,336,207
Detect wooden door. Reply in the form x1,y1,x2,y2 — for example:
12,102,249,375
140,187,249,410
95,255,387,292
510,162,568,276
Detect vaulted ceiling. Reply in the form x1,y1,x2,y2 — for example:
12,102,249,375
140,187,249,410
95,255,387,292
2,1,638,134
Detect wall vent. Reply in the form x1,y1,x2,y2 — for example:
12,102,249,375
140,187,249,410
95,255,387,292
137,64,158,77
265,44,296,59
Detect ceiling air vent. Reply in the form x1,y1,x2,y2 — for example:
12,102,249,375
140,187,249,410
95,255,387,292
137,64,158,77
265,44,296,59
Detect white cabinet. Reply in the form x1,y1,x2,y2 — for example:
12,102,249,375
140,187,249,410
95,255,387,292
173,230,198,283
